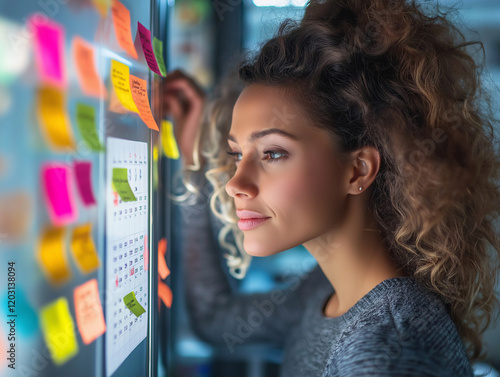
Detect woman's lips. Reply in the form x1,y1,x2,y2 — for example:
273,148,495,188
236,209,271,231
238,217,270,231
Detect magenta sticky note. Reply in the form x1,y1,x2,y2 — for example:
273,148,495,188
74,161,97,207
137,22,163,76
31,15,66,87
42,163,77,226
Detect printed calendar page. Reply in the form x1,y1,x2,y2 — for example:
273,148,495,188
105,137,149,377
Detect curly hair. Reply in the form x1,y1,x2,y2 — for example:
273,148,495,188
187,0,500,363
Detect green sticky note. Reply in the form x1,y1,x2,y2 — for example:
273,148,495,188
76,103,105,152
123,291,145,317
152,37,166,77
112,168,137,202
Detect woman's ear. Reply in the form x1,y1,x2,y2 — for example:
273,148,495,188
348,147,380,194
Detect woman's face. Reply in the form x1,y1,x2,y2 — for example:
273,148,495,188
226,84,350,256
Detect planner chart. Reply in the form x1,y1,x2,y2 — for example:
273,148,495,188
105,137,149,377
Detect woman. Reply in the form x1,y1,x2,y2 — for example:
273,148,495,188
163,0,500,375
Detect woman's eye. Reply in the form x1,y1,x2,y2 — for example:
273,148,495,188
263,150,287,163
226,150,242,162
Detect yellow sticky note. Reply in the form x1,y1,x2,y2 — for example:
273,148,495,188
37,86,75,151
92,0,111,17
39,298,79,365
71,224,100,274
161,120,179,159
74,279,106,345
37,227,72,286
110,59,139,113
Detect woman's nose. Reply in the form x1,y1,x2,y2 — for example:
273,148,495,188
225,161,258,199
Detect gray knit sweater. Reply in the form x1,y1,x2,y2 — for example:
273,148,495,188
179,171,474,377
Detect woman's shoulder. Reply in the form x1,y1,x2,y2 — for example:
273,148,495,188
322,277,474,377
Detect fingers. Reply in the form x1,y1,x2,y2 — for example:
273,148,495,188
164,69,205,98
163,93,184,121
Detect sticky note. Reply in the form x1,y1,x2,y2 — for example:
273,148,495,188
152,37,167,77
123,291,145,317
72,37,107,98
74,279,106,345
76,103,105,152
110,60,139,113
137,22,163,76
158,238,167,256
31,16,65,87
130,75,159,131
41,163,78,226
158,281,173,309
74,161,97,206
161,120,180,159
71,223,100,274
39,298,79,365
158,239,170,280
37,227,72,285
112,168,137,202
37,86,76,151
111,0,138,59
92,0,111,16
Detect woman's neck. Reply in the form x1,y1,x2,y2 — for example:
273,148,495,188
303,196,407,317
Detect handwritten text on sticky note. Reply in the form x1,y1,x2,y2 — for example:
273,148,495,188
130,75,159,131
112,168,137,202
74,279,106,345
137,22,162,76
110,60,139,113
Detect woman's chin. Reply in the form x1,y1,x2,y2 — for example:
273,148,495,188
243,239,282,257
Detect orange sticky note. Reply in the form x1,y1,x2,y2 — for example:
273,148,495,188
158,238,167,256
111,0,138,59
158,281,172,308
37,86,76,151
37,227,72,286
158,239,170,280
129,75,159,131
72,37,107,98
74,279,106,345
110,60,139,113
71,223,100,274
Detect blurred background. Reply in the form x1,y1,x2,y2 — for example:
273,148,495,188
0,0,499,377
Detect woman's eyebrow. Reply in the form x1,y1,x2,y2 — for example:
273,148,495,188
228,128,298,143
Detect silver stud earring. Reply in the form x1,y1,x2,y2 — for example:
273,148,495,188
358,186,363,191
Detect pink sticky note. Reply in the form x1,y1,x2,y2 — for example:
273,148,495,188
31,16,66,87
137,22,162,76
143,234,149,271
74,161,97,206
41,163,78,226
